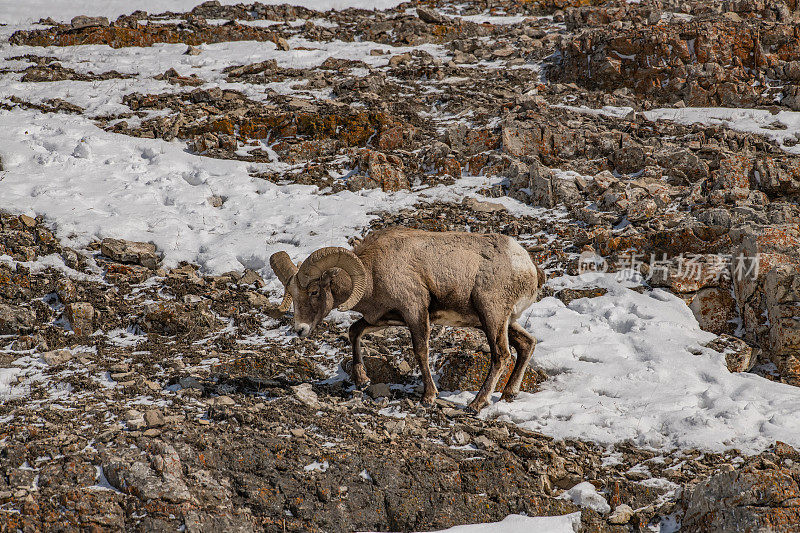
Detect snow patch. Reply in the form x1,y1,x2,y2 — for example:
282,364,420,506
643,107,800,154
303,460,329,473
445,273,800,454
558,482,611,514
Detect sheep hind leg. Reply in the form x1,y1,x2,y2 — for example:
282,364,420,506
404,309,437,406
468,316,512,413
501,322,536,402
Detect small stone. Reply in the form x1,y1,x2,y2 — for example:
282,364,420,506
774,441,800,459
608,504,634,525
245,291,270,307
198,419,211,425
100,238,159,268
110,362,130,373
18,214,36,227
238,269,264,287
56,278,77,304
417,7,447,24
185,45,202,56
290,428,306,438
291,383,321,408
70,15,109,29
41,349,73,366
463,197,506,213
389,53,412,67
206,395,235,407
142,428,162,437
473,435,496,449
124,409,142,421
65,302,94,336
144,409,164,427
366,382,391,399
127,418,146,430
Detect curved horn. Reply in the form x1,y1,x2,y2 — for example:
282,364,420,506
270,251,298,313
270,251,297,285
296,247,367,311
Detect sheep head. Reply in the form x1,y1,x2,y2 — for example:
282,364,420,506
269,247,366,337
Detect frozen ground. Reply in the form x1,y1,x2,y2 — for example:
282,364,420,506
3,0,800,462
561,104,800,155
0,0,409,25
644,107,800,155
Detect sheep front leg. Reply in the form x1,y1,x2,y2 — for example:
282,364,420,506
405,309,437,405
348,318,372,389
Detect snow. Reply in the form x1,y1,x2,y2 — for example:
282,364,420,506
419,513,581,533
3,2,800,458
445,272,800,454
304,460,329,472
643,107,800,154
557,482,611,514
92,465,123,492
560,105,800,155
0,0,408,25
0,367,23,401
0,102,537,307
556,104,635,119
0,37,447,118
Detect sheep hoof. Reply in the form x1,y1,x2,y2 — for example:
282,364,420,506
500,392,518,402
463,405,479,415
420,396,436,407
464,400,486,414
355,380,371,391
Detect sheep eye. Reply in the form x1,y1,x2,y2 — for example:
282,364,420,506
310,290,319,297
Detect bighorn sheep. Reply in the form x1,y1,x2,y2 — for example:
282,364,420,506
269,227,544,412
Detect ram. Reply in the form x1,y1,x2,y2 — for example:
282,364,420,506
269,227,544,412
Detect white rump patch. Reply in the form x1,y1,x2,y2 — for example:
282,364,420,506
507,240,536,274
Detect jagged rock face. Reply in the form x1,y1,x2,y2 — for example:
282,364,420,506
6,0,800,530
682,449,800,532
551,15,800,109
